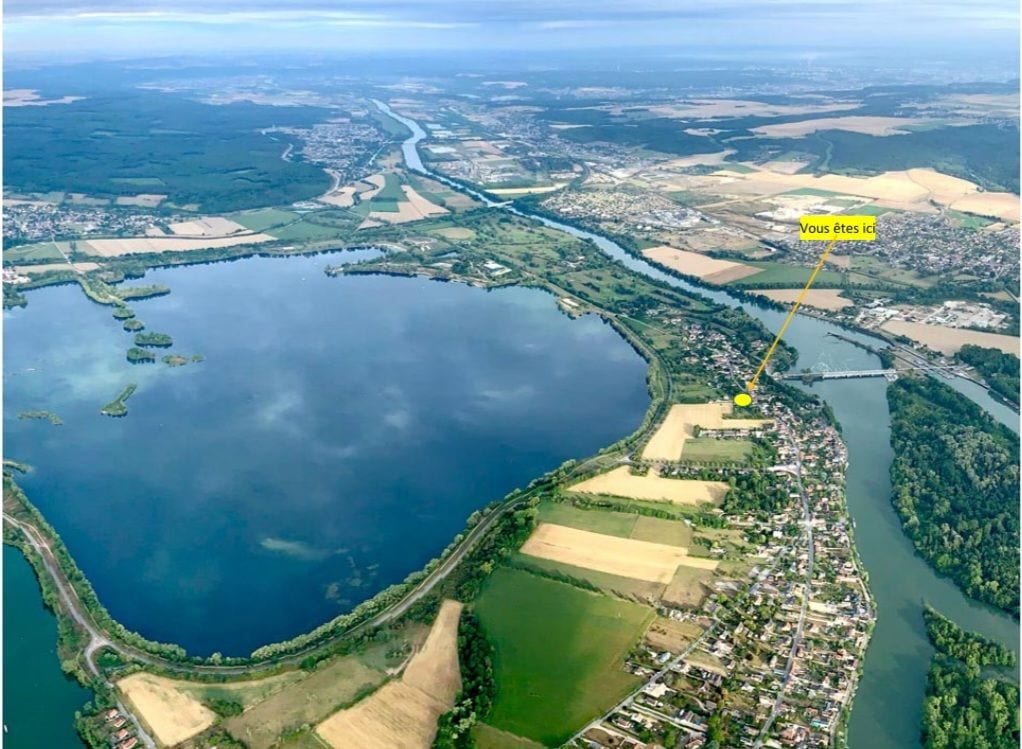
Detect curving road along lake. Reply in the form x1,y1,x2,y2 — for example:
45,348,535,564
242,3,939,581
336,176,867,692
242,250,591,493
4,251,651,658
377,98,1021,749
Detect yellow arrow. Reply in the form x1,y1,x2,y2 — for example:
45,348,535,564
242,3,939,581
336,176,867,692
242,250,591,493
745,236,838,393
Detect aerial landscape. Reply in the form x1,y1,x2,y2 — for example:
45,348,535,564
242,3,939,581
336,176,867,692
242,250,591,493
2,2,1020,749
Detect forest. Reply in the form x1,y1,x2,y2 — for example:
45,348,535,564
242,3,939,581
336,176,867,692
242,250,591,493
3,93,331,212
888,376,1019,614
922,609,1018,749
957,344,1020,406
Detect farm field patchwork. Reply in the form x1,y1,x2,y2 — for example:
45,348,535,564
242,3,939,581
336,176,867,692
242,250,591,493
520,523,717,583
224,654,387,749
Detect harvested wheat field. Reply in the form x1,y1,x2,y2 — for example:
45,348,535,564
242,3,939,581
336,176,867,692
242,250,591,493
115,194,166,207
520,523,717,584
168,217,248,237
751,116,922,137
319,185,358,207
317,681,448,749
881,320,1019,356
568,466,728,505
642,246,761,284
316,599,463,749
81,233,274,257
402,599,463,699
642,402,771,462
355,174,387,201
754,289,852,311
950,193,1020,223
118,673,216,747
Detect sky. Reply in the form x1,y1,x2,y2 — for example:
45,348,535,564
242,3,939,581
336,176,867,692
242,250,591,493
3,0,1020,63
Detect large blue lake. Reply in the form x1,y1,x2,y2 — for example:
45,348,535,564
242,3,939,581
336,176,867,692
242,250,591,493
3,252,650,655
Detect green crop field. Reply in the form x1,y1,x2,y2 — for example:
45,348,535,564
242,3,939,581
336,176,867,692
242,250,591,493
229,208,300,232
474,566,653,745
3,242,66,263
473,723,544,749
681,437,754,463
730,261,846,288
537,500,638,537
537,500,693,548
375,173,407,201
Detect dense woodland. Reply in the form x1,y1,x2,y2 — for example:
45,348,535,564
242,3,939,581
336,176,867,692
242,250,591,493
957,345,1020,406
3,94,331,211
888,377,1019,614
922,608,1018,749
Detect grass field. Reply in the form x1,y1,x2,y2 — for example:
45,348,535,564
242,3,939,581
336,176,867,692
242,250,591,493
728,261,847,288
229,207,300,232
376,173,407,202
474,567,653,745
538,501,693,548
473,723,545,749
267,219,349,241
680,437,754,463
537,500,638,537
225,653,386,749
4,241,65,263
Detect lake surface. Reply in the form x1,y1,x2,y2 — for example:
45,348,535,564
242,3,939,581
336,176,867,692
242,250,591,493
3,546,89,748
378,100,1020,749
3,252,650,656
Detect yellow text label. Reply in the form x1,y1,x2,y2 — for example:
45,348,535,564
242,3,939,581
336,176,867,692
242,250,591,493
799,215,876,241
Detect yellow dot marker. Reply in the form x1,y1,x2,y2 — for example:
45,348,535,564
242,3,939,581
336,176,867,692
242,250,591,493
733,393,752,408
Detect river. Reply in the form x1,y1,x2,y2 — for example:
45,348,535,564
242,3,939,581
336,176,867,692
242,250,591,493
376,98,1020,749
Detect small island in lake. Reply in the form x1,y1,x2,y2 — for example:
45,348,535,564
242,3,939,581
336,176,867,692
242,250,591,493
100,384,138,417
134,332,173,347
17,410,62,426
126,347,156,363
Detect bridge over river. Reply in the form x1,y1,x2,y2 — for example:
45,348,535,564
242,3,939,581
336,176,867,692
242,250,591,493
779,365,962,382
